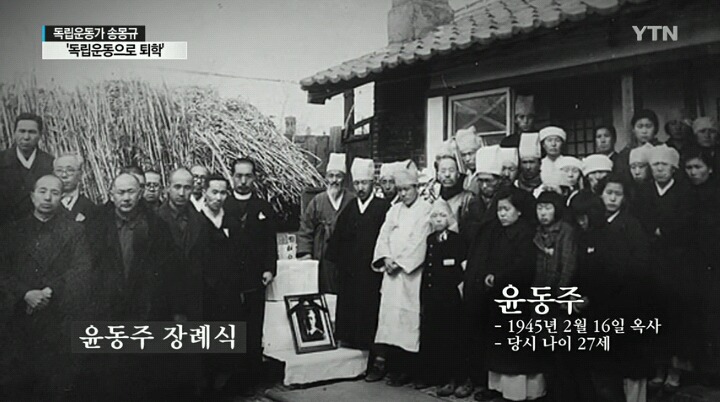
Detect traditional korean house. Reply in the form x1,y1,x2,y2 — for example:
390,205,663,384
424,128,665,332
301,0,720,168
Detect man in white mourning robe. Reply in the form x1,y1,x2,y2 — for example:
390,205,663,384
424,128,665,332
372,161,432,386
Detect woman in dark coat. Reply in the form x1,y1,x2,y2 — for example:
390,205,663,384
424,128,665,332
418,199,467,396
567,190,609,402
533,191,591,402
466,186,545,402
585,175,652,402
683,150,720,379
633,145,693,392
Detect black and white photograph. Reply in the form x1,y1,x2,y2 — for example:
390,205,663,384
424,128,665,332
284,294,336,353
1,0,720,401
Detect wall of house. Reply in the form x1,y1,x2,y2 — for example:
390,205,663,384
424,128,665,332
372,75,429,167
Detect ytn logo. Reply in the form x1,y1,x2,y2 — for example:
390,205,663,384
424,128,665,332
633,26,678,42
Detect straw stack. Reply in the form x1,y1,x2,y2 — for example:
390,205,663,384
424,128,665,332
0,79,325,218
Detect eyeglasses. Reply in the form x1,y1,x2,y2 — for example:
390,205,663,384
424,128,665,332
53,168,78,175
146,183,161,189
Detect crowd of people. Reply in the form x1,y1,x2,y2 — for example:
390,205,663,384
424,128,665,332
0,113,277,400
1,105,720,402
307,105,720,402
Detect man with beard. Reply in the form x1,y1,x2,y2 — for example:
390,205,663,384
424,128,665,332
0,175,92,400
86,172,181,399
372,161,433,387
455,128,482,195
223,157,277,396
498,147,520,188
463,146,504,243
435,154,474,225
297,153,354,294
515,133,543,193
190,165,209,212
327,158,390,381
52,153,98,223
143,169,163,212
0,113,54,226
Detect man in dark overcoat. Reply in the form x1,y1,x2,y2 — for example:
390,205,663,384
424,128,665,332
157,168,208,321
0,113,54,226
85,172,183,399
0,174,92,399
327,157,390,381
223,157,277,396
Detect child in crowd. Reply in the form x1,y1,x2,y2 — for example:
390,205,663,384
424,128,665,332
418,200,468,397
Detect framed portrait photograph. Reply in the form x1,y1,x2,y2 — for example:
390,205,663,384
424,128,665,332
284,294,336,354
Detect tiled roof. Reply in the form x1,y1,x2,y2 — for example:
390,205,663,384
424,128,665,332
301,0,649,91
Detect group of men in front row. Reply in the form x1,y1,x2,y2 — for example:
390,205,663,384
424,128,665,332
0,113,277,399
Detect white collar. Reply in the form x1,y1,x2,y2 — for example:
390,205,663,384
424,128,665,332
203,205,225,229
16,147,37,169
328,191,344,211
566,189,579,207
607,210,621,223
391,194,401,205
62,188,80,210
190,194,205,211
233,191,252,201
655,179,675,197
357,193,374,214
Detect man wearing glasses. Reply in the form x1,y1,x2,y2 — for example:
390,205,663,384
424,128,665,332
143,169,163,212
53,153,98,223
189,165,209,212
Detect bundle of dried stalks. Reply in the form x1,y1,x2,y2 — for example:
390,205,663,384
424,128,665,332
0,79,325,217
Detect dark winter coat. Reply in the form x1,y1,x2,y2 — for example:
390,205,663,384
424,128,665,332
326,196,389,349
202,212,236,320
223,194,278,292
0,213,92,396
0,146,54,226
686,178,720,373
157,201,209,320
634,179,693,359
460,194,497,248
419,230,467,383
579,210,652,379
63,194,100,224
465,217,541,375
86,203,182,321
532,220,578,297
